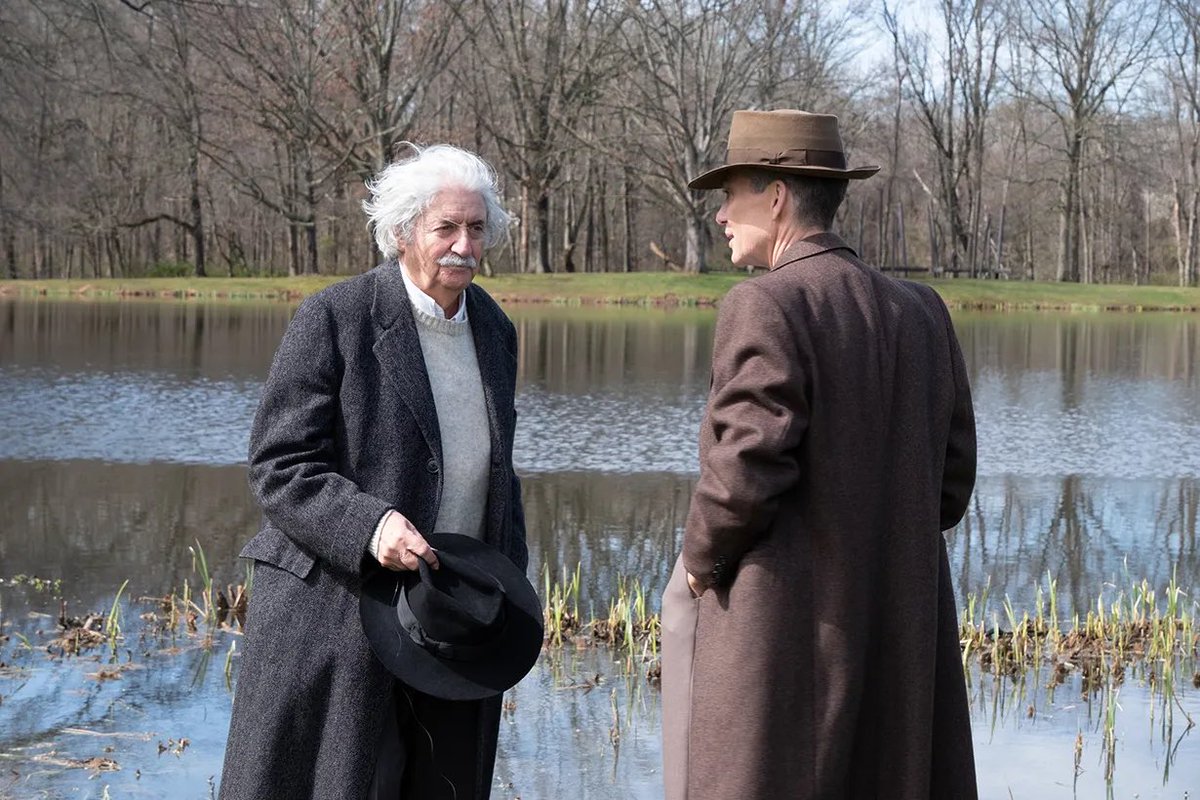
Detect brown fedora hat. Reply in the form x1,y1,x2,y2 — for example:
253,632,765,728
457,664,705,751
689,109,880,190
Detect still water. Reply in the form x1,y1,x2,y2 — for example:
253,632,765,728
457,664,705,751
1,298,1198,799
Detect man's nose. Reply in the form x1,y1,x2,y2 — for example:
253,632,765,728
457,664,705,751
451,227,474,255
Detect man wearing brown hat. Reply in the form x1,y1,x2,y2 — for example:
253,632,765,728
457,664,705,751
661,110,978,799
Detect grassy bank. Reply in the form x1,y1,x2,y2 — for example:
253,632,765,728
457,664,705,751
2,273,1199,311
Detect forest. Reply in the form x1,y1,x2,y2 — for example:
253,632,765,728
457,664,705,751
0,0,1192,285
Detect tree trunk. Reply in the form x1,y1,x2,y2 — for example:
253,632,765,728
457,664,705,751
586,180,597,273
1058,137,1082,282
288,222,300,278
621,169,635,273
1142,189,1151,287
1188,185,1200,286
995,202,1007,277
561,190,576,273
306,217,319,276
0,164,14,279
877,187,887,266
684,211,706,273
33,227,43,280
535,191,551,274
189,148,206,278
927,199,940,274
519,183,530,274
856,199,865,259
305,156,319,275
1056,193,1072,281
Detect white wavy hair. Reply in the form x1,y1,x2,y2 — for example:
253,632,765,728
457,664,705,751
362,143,511,258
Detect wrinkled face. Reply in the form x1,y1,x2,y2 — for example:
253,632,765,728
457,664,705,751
715,173,775,268
400,186,487,308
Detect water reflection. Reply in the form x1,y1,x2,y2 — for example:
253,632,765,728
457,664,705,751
0,461,691,614
955,312,1200,387
0,460,257,606
0,297,288,379
513,307,713,393
3,298,1200,797
952,475,1200,613
1,459,1196,624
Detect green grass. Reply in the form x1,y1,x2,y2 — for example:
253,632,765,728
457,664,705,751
926,278,1200,311
2,273,1199,311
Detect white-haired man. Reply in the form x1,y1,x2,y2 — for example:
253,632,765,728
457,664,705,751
219,144,527,800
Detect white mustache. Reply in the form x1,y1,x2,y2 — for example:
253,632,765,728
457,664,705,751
438,254,477,269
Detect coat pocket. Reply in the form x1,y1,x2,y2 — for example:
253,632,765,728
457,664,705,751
239,525,316,580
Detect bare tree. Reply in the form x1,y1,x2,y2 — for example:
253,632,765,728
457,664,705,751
1166,0,1200,287
86,1,213,276
1014,0,1162,282
0,0,1191,286
884,0,1005,277
201,0,341,276
617,0,854,272
465,1,624,273
322,0,465,179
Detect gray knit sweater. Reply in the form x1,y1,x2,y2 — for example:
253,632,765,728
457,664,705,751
412,307,491,539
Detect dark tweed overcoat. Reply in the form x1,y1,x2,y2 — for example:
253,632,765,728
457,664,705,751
218,262,527,800
676,233,977,799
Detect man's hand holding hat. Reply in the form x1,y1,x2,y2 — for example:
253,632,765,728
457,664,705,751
374,509,440,571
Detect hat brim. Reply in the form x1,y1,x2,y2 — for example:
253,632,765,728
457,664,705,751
359,533,544,701
688,162,881,190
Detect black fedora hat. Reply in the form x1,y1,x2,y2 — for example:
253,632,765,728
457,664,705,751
359,533,543,701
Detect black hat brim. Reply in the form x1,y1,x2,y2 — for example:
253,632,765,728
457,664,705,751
359,533,544,701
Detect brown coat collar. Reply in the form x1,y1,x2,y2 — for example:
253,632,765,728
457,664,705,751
770,231,857,271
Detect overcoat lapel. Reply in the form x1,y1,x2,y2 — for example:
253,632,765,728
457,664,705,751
370,263,442,463
466,284,513,540
466,284,511,451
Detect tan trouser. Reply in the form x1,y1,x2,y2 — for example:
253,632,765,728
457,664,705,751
661,554,699,800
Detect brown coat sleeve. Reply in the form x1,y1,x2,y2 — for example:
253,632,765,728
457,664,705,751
683,281,810,590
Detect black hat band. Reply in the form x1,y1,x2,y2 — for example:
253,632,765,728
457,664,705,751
393,580,510,663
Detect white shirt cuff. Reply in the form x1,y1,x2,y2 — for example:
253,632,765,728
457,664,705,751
368,509,395,560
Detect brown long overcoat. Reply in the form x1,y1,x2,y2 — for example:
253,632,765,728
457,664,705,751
672,233,977,799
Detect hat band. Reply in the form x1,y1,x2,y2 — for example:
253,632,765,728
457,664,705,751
725,147,847,170
395,587,508,663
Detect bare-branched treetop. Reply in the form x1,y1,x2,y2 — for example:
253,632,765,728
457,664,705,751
0,0,1190,285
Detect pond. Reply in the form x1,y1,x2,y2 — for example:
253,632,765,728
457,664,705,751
0,298,1198,799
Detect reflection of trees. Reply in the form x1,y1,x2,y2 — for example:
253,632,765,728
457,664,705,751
949,475,1200,617
1056,320,1082,410
521,471,693,612
0,460,694,616
1158,479,1199,569
1045,475,1107,613
511,310,714,395
0,298,291,379
952,313,1199,389
0,461,257,608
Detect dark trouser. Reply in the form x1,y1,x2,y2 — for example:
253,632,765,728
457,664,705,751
370,683,503,800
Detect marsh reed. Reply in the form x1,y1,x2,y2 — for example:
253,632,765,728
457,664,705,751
960,570,1198,682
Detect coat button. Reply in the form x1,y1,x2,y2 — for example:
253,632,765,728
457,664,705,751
426,458,439,473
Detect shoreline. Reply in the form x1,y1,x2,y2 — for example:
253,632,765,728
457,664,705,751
2,274,1200,312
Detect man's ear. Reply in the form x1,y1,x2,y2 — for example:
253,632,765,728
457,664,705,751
770,180,788,220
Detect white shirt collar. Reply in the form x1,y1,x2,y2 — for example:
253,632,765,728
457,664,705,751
398,261,468,323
